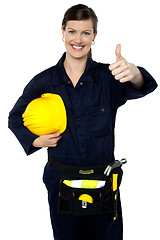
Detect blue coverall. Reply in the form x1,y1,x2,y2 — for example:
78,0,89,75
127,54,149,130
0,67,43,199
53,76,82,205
8,53,157,240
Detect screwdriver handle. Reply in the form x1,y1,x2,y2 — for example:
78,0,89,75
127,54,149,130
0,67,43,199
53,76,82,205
112,173,118,221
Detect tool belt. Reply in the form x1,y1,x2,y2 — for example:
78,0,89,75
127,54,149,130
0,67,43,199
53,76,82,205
48,156,127,221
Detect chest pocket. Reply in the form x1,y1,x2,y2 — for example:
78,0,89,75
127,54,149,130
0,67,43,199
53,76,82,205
89,103,112,138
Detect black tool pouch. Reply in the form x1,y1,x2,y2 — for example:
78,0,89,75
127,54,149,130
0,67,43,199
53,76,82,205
48,156,126,220
58,175,113,217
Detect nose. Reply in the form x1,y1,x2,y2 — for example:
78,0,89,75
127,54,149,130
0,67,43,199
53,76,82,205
74,33,83,44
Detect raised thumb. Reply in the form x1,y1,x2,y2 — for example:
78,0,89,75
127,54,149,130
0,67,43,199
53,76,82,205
115,44,122,60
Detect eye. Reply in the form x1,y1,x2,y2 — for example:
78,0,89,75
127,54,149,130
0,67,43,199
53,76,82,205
83,32,90,36
69,30,75,34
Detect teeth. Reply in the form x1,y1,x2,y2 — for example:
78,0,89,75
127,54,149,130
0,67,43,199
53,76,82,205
72,45,83,49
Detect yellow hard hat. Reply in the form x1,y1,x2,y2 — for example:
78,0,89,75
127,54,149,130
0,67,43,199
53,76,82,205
78,194,93,204
22,93,67,136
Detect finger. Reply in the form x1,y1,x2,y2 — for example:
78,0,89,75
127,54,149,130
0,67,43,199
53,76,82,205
48,132,61,138
111,65,128,76
46,143,57,147
109,60,121,71
52,135,62,147
109,44,123,71
109,57,127,72
115,44,122,60
50,135,62,143
48,136,62,147
52,143,57,147
114,69,131,80
119,75,133,83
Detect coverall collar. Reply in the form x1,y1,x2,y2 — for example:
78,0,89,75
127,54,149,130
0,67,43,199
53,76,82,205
53,52,98,86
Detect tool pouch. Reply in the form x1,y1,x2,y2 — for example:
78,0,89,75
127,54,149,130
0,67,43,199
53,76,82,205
58,175,113,217
48,156,126,219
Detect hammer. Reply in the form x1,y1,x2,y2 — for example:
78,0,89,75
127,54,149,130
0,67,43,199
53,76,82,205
104,158,127,176
104,158,127,221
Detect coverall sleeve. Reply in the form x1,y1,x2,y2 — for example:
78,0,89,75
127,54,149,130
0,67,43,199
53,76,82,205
8,76,46,155
110,66,158,108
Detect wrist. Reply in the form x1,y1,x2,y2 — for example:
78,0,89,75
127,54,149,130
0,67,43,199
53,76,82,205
131,67,144,90
32,137,41,147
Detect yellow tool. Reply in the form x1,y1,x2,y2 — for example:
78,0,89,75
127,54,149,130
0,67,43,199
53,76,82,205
63,179,106,189
78,194,93,204
104,159,127,221
112,173,118,221
78,194,93,208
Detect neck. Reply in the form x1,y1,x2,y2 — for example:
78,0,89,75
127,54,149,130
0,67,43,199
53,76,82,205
64,53,87,75
63,53,88,87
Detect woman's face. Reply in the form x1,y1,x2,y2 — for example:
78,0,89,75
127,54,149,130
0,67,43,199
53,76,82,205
62,19,97,59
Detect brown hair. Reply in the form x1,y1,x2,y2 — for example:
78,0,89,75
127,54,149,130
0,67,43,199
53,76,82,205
62,4,98,57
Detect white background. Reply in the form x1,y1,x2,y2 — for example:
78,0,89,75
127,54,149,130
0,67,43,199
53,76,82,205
1,0,160,239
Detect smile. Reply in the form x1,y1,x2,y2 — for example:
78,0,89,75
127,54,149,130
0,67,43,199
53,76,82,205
71,45,84,50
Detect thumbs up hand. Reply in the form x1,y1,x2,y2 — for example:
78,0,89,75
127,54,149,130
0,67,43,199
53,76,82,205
109,44,144,88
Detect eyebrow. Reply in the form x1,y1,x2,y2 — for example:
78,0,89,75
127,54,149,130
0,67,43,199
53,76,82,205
67,28,92,32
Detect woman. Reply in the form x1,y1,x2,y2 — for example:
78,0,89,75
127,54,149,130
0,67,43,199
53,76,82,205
8,4,157,240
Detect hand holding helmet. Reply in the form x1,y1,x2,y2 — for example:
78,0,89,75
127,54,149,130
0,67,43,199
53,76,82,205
22,93,67,147
32,132,62,148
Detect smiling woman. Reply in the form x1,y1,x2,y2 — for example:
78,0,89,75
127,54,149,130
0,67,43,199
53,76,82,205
61,19,97,87
62,4,98,58
62,20,97,61
8,3,157,240
60,5,98,87
62,20,95,55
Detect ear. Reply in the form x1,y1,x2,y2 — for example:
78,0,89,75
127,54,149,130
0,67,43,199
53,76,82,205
61,26,65,38
93,31,97,41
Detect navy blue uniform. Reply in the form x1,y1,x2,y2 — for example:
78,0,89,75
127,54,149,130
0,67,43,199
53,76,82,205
8,53,157,240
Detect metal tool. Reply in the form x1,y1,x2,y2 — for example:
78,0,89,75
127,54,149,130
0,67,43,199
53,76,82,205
104,158,127,221
104,158,127,176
